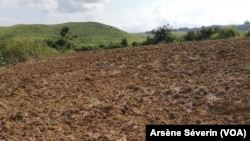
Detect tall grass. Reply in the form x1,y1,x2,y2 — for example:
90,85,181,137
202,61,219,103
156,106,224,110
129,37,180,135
0,39,58,66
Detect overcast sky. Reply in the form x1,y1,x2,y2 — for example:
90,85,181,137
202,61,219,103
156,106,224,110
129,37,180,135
0,0,250,32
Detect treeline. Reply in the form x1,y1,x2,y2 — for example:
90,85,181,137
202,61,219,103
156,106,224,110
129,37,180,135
141,25,250,46
183,27,240,41
172,21,250,32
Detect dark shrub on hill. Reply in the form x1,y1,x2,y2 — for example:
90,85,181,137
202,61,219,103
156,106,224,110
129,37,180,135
245,30,250,37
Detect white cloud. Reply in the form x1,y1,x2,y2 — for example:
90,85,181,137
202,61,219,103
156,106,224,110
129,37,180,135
0,0,12,7
0,0,109,13
56,0,106,13
27,0,58,12
0,0,250,32
117,0,250,32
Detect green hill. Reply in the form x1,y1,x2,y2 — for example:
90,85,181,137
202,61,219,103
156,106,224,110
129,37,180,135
0,22,145,46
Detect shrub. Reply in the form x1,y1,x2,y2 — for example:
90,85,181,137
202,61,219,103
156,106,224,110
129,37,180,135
199,27,216,39
183,27,240,41
245,30,250,37
120,38,128,47
60,27,69,37
210,33,220,40
184,31,199,41
108,43,123,49
0,51,5,66
0,39,57,65
216,27,240,39
142,36,155,45
132,42,138,47
152,24,172,43
46,38,74,50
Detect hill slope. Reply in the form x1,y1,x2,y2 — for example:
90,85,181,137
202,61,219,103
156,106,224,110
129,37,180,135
0,22,145,46
0,38,249,140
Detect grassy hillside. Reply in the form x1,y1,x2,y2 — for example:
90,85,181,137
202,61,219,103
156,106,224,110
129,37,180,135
0,22,146,66
0,22,145,46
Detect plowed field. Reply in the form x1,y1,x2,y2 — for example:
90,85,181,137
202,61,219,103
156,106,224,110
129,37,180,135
0,38,250,141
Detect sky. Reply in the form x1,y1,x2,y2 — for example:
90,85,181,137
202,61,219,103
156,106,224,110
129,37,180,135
0,0,250,33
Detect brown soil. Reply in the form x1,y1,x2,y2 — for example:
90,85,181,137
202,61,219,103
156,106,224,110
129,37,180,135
0,38,250,141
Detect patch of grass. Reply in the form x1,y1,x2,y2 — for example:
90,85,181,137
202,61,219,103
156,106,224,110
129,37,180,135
172,31,187,36
89,98,101,107
243,64,250,74
173,55,181,62
0,39,58,65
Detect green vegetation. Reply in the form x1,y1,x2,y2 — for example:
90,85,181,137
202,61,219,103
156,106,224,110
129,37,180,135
211,27,240,39
244,64,250,74
0,22,145,47
141,24,247,46
0,39,57,66
143,24,173,45
0,21,250,67
245,29,250,37
172,21,250,32
183,26,240,41
142,25,231,45
120,38,128,47
173,55,181,62
0,22,145,66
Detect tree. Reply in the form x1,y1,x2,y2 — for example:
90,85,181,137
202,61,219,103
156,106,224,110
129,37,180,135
46,27,73,50
152,24,172,43
184,31,198,41
120,38,128,47
60,27,69,37
199,27,214,39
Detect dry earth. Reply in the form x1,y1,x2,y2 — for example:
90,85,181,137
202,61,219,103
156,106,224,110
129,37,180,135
0,38,250,141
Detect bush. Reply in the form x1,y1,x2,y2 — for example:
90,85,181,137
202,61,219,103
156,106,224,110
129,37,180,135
132,42,138,47
46,38,74,50
60,27,69,37
216,27,240,39
210,33,220,40
183,27,240,41
199,27,216,39
120,38,128,47
108,43,123,49
0,39,57,65
184,31,199,41
142,36,155,45
245,30,250,37
0,51,5,66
